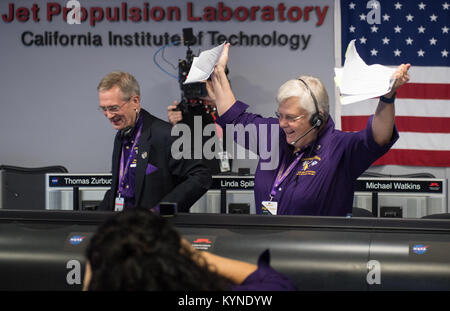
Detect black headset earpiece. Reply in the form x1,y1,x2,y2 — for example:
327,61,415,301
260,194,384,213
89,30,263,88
119,108,140,140
297,78,324,128
120,127,133,139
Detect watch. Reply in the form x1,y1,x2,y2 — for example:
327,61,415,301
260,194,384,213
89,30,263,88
380,92,396,104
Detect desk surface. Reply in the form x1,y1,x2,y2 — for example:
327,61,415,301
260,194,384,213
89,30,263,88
1,210,449,290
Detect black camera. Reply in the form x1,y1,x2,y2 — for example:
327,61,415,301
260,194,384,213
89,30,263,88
176,28,208,114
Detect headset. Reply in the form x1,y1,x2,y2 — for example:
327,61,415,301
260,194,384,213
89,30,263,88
119,108,140,140
290,78,324,146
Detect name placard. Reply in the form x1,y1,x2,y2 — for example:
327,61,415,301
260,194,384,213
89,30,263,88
211,176,254,190
355,179,444,194
48,175,112,188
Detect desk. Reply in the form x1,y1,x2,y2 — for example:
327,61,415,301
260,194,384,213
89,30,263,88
45,174,448,217
0,210,449,290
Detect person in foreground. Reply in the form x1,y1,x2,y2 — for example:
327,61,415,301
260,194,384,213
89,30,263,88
211,43,411,216
96,71,211,212
82,209,297,291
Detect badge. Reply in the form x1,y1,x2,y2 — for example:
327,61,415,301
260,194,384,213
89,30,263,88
218,151,230,172
261,201,277,215
114,196,124,212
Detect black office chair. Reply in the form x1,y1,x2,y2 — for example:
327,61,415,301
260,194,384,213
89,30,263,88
422,213,450,220
351,207,375,217
0,165,68,210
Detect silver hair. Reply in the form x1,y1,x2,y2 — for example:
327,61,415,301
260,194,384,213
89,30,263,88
97,71,140,101
276,75,329,120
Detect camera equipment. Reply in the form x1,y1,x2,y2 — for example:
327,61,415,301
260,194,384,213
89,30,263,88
176,28,209,114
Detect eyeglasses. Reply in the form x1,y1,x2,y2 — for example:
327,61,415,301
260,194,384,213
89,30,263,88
98,101,129,114
275,112,306,123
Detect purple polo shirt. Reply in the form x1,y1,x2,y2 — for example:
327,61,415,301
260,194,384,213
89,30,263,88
118,114,143,209
217,101,399,216
231,250,297,291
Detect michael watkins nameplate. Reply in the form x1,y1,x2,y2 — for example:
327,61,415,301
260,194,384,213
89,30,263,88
355,179,443,194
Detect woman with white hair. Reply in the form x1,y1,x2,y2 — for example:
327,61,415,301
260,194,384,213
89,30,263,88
211,43,410,216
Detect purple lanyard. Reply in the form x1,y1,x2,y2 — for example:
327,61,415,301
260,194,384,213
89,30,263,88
270,151,304,200
118,124,142,196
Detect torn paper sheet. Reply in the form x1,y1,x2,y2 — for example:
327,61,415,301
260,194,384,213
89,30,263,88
335,40,396,105
183,42,226,84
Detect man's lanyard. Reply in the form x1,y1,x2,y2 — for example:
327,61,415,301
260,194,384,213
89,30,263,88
269,151,304,200
117,124,142,197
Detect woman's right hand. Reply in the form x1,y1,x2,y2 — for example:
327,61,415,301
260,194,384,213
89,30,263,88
211,42,236,116
215,42,230,73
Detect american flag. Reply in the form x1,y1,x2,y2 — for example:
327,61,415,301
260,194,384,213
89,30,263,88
337,0,450,166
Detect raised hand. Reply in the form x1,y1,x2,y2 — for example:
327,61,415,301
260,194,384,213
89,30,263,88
391,63,411,92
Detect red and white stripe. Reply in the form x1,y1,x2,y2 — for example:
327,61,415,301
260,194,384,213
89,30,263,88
340,66,450,167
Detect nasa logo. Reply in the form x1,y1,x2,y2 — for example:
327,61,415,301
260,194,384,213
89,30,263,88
51,177,59,184
69,235,86,245
412,244,428,255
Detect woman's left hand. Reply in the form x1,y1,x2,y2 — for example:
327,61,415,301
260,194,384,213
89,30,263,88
389,63,411,95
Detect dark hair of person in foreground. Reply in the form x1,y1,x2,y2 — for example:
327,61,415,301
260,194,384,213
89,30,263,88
85,209,232,290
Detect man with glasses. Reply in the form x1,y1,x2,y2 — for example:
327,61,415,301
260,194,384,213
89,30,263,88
97,71,211,212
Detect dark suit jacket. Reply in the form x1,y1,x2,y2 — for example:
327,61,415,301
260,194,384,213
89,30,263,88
98,109,212,212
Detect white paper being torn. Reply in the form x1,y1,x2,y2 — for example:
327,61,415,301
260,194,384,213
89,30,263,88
335,40,396,105
183,42,226,84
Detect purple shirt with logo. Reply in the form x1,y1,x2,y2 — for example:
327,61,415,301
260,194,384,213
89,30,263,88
217,101,399,216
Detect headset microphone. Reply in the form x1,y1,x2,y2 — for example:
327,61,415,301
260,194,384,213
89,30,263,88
290,78,324,146
290,119,322,145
